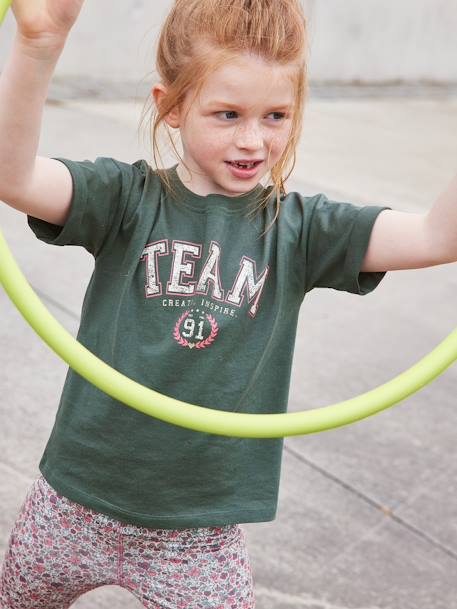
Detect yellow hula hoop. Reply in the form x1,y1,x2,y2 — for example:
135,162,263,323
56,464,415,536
1,226,457,438
1,1,457,438
0,0,10,25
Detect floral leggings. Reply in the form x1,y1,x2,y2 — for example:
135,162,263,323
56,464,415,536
0,475,256,608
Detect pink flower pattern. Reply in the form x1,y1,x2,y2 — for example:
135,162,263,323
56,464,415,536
0,475,256,608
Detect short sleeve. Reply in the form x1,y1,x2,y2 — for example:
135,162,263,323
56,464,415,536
304,193,391,295
27,156,147,258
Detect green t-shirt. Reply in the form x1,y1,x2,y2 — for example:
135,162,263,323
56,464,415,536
28,158,390,529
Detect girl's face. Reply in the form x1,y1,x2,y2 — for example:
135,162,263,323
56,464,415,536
154,53,297,198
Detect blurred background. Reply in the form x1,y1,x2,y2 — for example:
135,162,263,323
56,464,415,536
1,0,457,98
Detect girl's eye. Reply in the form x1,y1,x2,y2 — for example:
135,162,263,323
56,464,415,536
217,111,286,121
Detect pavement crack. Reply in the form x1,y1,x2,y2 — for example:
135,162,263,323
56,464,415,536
386,512,457,561
284,443,457,563
256,586,381,609
284,443,382,511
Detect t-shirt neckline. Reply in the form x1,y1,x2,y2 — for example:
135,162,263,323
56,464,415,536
165,163,267,214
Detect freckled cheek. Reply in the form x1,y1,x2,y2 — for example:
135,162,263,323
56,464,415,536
204,132,231,156
187,126,220,156
267,133,289,160
276,130,291,147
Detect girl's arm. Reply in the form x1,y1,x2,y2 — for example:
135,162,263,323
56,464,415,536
0,0,85,226
361,173,457,272
0,35,73,225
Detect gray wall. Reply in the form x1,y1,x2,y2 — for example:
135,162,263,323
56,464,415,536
1,0,457,89
304,0,457,83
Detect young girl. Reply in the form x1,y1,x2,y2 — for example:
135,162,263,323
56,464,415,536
1,0,456,608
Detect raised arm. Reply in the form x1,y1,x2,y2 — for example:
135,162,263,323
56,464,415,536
361,174,457,273
0,0,85,226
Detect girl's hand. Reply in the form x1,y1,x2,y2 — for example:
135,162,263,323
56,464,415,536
11,0,85,48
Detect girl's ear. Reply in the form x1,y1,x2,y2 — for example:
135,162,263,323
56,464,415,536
151,83,181,129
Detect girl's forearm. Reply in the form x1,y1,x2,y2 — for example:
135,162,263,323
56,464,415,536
0,34,66,203
426,170,457,263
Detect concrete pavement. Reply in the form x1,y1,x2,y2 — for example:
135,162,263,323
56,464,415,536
1,89,457,608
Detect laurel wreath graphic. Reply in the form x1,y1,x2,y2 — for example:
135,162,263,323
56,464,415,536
173,311,219,350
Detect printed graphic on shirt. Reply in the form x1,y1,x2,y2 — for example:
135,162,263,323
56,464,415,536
173,309,219,350
140,238,269,349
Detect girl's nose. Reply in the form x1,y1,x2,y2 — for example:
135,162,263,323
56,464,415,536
233,124,263,149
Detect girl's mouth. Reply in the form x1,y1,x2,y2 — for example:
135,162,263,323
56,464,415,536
225,160,263,179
